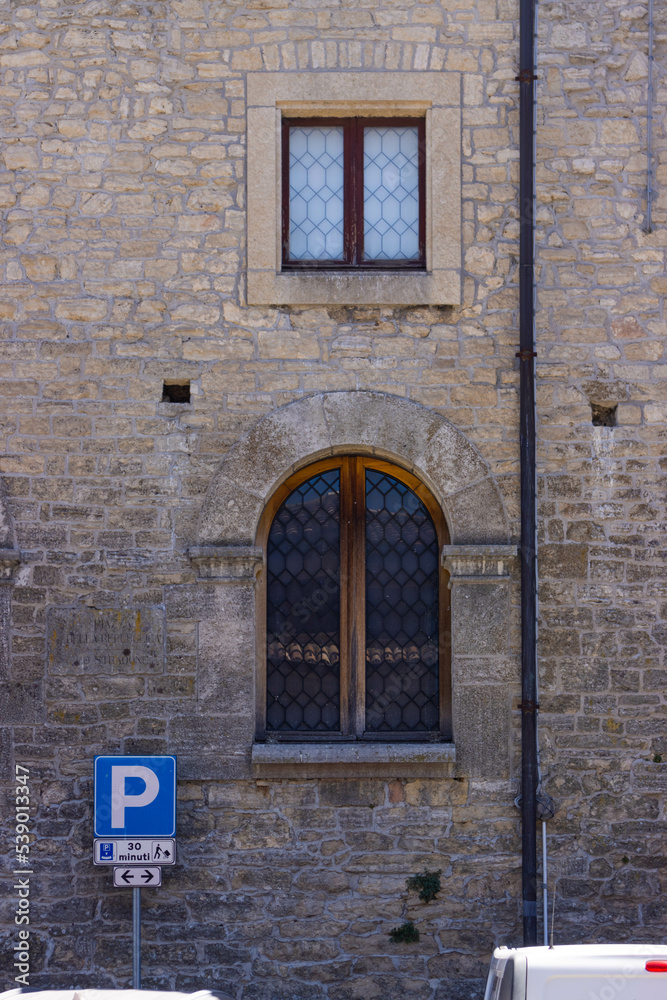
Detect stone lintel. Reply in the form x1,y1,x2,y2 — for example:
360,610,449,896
252,741,456,779
189,545,263,582
442,544,517,584
0,550,21,581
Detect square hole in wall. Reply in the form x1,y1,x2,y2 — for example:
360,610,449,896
162,380,191,403
591,403,617,427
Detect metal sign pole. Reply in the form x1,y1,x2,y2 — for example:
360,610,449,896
133,886,141,988
93,756,177,990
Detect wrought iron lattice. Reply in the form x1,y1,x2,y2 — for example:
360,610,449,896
363,126,420,261
266,469,341,731
288,126,345,261
365,469,439,731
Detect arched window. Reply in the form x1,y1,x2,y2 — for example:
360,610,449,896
256,457,451,741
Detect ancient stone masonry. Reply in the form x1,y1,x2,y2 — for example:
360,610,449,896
0,0,666,996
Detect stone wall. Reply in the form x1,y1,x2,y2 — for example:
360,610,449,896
0,0,666,995
534,0,667,944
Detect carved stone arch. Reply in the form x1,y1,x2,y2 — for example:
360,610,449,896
197,390,510,546
190,391,517,781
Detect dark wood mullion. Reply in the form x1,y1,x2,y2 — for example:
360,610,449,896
353,118,365,266
343,118,357,266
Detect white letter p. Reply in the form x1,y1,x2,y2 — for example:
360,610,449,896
111,765,159,829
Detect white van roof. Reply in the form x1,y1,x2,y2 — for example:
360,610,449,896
495,944,667,967
486,944,667,1000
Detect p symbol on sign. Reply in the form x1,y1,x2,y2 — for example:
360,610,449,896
111,766,159,828
94,755,176,838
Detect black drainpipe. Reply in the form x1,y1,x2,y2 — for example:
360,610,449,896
518,0,538,947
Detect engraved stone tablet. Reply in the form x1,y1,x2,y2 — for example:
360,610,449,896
46,607,165,674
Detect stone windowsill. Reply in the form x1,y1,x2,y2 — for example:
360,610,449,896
251,741,456,778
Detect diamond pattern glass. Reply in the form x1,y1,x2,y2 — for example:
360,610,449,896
266,469,341,732
365,469,439,732
363,126,420,261
289,126,345,261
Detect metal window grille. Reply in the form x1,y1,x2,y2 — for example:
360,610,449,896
264,459,447,739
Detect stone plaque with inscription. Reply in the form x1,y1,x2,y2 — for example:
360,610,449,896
46,607,165,674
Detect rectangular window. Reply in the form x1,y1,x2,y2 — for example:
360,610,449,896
282,117,426,269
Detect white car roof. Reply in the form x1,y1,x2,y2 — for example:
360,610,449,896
1,992,223,1000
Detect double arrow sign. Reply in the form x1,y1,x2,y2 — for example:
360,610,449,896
113,867,162,887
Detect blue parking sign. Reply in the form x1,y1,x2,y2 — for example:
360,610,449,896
94,755,176,837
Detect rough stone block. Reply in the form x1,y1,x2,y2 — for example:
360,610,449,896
197,585,255,712
451,582,510,656
0,681,44,723
453,685,511,779
539,543,589,580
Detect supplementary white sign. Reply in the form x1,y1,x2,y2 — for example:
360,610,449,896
113,866,162,887
94,838,176,866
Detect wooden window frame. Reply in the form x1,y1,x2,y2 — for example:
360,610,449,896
281,117,427,271
255,456,451,743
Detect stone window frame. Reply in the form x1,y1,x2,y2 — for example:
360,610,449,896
246,73,462,307
187,391,518,781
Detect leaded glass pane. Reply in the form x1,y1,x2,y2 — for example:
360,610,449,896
266,469,341,732
363,126,420,261
289,126,344,261
365,469,439,732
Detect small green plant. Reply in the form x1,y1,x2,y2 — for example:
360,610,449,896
406,868,442,903
653,754,662,763
622,856,629,864
389,920,420,944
